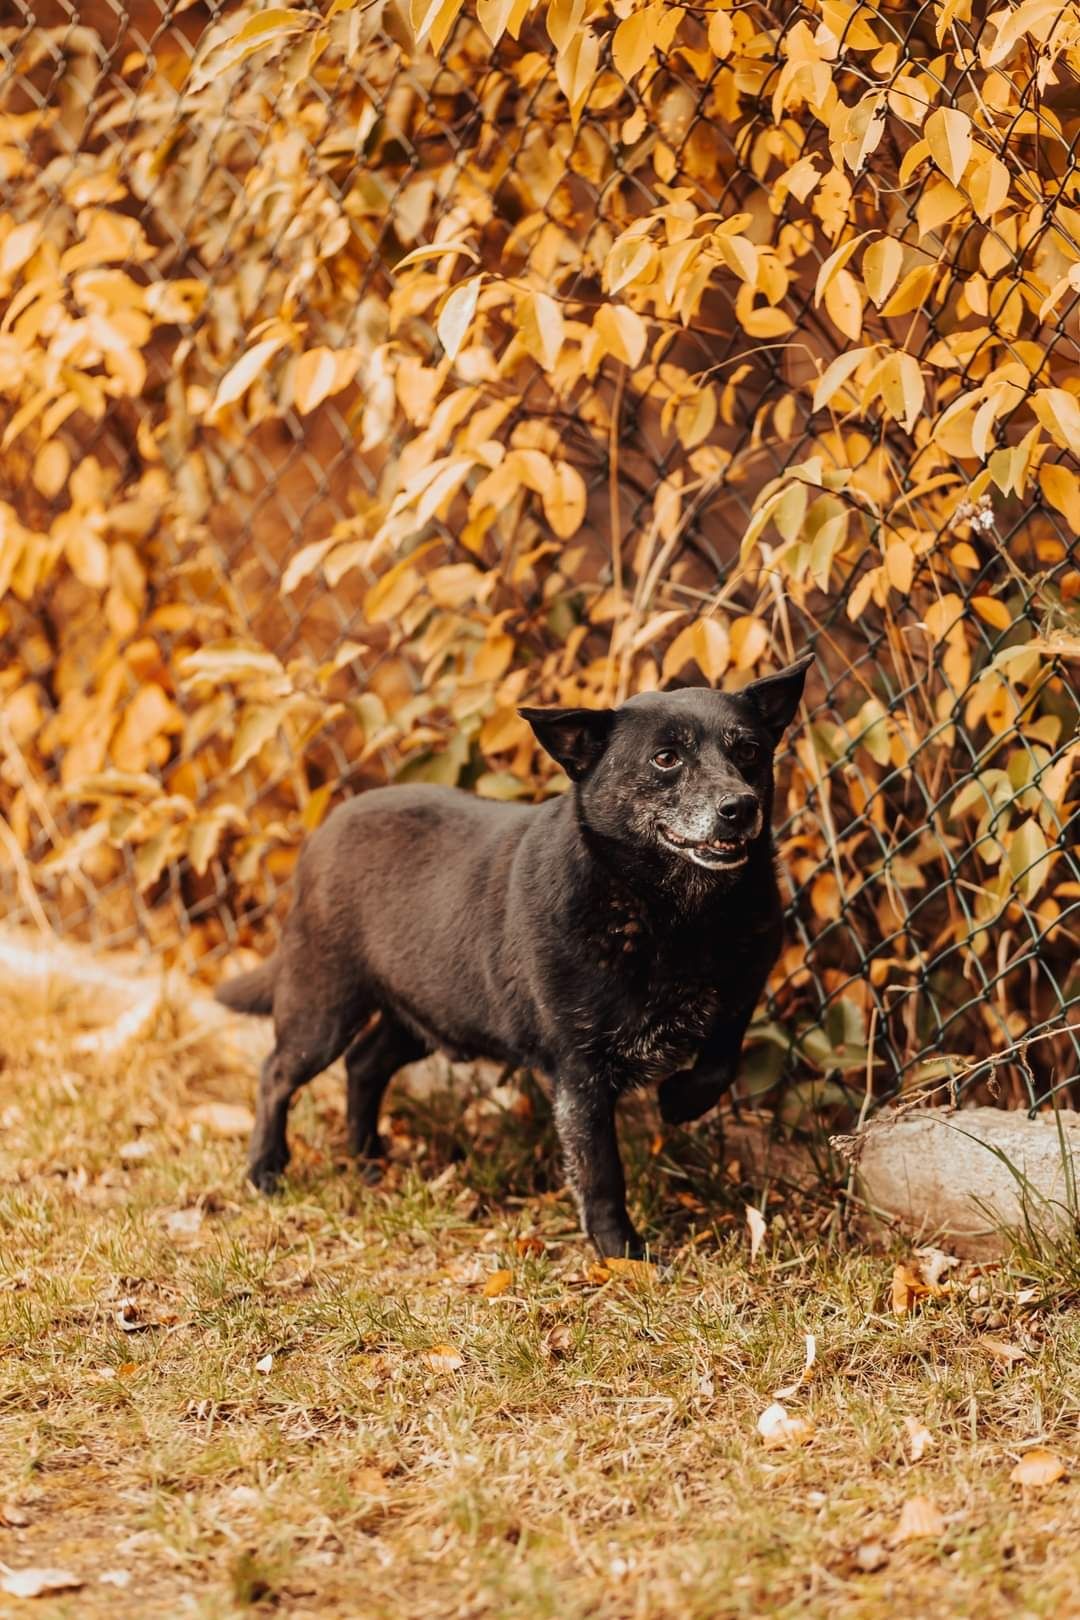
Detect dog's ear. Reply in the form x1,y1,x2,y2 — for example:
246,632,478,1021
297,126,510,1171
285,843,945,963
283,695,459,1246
741,656,813,744
518,706,615,780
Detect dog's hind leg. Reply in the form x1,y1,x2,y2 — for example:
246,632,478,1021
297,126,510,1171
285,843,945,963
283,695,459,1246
249,979,367,1192
345,1015,427,1159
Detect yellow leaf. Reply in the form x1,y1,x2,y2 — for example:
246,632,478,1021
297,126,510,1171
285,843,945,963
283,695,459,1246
554,27,600,127
917,179,965,238
662,618,730,683
891,1495,945,1544
209,336,287,417
813,347,872,412
736,297,795,338
482,1269,513,1297
862,237,903,307
885,539,914,594
476,0,529,42
924,593,963,642
674,386,716,449
1039,463,1080,533
877,352,925,434
281,538,336,594
422,1344,464,1372
32,440,70,500
891,1260,943,1316
65,524,110,589
972,595,1011,631
1032,388,1080,456
293,345,361,414
231,705,283,773
1010,1448,1066,1489
519,290,565,371
604,236,657,295
714,232,757,284
708,7,733,56
824,267,863,340
1009,819,1049,902
594,303,647,367
730,615,769,670
437,276,481,362
605,1257,657,1283
541,462,587,539
881,264,936,317
612,9,655,79
814,229,873,306
925,106,972,186
0,220,41,280
968,153,1010,221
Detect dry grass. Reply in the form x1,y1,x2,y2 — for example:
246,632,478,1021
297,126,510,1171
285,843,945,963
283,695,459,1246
3,979,1080,1620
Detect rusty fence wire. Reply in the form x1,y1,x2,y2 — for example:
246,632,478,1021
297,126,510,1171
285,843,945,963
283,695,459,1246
1,0,1079,1123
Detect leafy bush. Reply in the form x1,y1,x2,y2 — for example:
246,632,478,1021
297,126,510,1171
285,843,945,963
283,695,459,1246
1,0,1078,1103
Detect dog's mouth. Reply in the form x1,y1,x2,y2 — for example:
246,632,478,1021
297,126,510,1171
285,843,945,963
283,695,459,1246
658,825,750,869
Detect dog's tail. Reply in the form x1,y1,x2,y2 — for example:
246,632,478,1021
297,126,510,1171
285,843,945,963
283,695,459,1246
214,958,277,1017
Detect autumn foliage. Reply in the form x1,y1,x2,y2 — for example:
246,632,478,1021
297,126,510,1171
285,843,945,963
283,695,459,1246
1,0,1078,1106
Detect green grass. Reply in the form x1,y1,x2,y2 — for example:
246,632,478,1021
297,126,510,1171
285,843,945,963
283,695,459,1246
2,983,1079,1619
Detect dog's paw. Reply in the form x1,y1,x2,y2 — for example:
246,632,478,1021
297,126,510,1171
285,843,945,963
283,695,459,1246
248,1160,287,1195
658,1070,728,1126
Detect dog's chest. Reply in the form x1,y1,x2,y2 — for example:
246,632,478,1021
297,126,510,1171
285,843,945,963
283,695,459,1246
608,973,722,1083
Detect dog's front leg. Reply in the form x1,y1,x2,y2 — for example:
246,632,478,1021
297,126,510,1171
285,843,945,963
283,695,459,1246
657,1013,753,1126
553,1080,642,1259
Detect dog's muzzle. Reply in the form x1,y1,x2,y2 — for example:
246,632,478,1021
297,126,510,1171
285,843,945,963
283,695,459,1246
658,823,753,870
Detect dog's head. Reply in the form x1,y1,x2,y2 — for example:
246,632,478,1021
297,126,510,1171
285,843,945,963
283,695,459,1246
520,657,811,886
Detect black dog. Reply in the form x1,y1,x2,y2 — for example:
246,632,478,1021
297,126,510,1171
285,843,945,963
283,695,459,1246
216,657,811,1256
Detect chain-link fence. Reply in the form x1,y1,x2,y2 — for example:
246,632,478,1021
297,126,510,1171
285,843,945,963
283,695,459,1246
2,0,1079,1119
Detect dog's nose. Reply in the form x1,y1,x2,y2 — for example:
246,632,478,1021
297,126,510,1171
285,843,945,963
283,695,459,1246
716,793,757,833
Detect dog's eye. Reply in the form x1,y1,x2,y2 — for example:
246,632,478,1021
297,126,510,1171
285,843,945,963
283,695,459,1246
652,749,681,771
734,739,763,766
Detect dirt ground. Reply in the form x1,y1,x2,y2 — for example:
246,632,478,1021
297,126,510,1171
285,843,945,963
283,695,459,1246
2,978,1080,1620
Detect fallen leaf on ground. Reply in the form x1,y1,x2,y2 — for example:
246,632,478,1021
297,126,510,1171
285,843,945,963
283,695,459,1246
904,1415,934,1463
890,1494,945,1544
118,1139,153,1163
514,1236,545,1258
544,1324,574,1357
255,1353,273,1374
914,1246,959,1288
0,1501,30,1527
775,1332,817,1399
422,1345,463,1373
1,1568,84,1598
585,1263,612,1285
891,1261,945,1317
605,1257,657,1284
166,1207,203,1239
482,1269,512,1298
115,1298,143,1332
746,1204,767,1263
979,1336,1027,1366
757,1401,814,1449
350,1466,390,1497
1010,1448,1066,1488
854,1540,889,1573
189,1102,255,1138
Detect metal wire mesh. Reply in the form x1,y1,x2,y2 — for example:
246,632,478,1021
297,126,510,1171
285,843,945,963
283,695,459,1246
1,0,1078,1119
